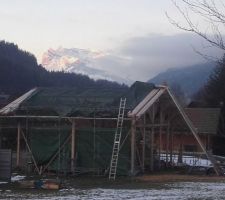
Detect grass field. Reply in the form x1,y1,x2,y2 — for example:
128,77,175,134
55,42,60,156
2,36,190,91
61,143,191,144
1,174,225,199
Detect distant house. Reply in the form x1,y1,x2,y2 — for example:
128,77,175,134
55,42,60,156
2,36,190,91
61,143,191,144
153,108,220,152
185,108,220,150
0,82,222,176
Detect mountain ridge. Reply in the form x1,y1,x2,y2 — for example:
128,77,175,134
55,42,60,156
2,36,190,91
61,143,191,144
42,47,130,84
148,62,216,97
0,41,127,99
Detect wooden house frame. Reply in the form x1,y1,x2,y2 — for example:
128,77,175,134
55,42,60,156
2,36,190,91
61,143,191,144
0,83,221,176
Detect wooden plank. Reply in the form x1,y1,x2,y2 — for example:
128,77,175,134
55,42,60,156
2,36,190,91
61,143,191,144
136,89,166,118
0,88,38,115
129,89,159,116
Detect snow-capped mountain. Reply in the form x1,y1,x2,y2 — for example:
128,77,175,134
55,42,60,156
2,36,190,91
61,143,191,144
42,47,130,84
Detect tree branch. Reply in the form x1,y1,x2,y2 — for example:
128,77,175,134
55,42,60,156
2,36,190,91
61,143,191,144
168,0,225,51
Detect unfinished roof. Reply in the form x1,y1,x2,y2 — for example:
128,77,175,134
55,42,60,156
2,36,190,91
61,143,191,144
0,82,155,117
185,108,220,134
129,87,166,117
129,86,220,173
0,88,38,115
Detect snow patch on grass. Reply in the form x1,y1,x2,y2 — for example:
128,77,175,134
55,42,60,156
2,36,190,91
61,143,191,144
11,175,26,182
1,182,225,199
0,182,8,184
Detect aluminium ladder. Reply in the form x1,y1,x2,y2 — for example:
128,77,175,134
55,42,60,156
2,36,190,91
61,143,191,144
109,98,126,180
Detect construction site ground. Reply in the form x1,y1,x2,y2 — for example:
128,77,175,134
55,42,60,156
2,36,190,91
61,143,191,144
1,173,225,199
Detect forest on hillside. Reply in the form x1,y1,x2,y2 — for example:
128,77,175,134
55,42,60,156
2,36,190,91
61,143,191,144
0,41,127,99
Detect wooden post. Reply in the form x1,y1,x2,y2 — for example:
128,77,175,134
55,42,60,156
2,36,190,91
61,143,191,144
166,124,169,167
159,108,163,169
150,104,155,172
150,129,154,171
142,115,146,172
170,129,173,165
159,131,162,169
178,135,183,164
207,134,210,151
71,120,76,174
131,117,136,175
16,122,21,167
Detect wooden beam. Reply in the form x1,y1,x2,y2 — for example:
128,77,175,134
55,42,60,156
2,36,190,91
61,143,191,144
150,104,155,172
16,122,21,167
129,89,159,116
0,115,131,121
119,130,131,151
136,89,165,118
207,134,210,151
170,128,173,165
21,130,40,174
136,123,169,128
159,130,162,169
42,134,71,174
178,136,183,164
166,124,169,167
71,120,76,174
142,115,146,172
131,117,136,175
159,108,163,169
150,130,154,171
167,88,221,175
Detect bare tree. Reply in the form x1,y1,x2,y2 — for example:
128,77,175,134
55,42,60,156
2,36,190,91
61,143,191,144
166,0,225,54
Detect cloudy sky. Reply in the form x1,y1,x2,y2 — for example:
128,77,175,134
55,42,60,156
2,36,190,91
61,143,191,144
0,0,224,82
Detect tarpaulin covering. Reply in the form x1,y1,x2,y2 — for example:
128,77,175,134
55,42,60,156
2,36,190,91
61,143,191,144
30,126,130,175
13,81,155,117
1,81,156,175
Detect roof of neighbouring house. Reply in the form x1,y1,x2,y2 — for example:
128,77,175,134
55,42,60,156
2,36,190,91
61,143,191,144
0,81,156,117
185,108,221,134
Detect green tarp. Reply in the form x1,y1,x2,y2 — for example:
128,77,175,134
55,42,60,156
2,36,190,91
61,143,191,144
30,126,130,175
13,81,155,175
17,81,155,117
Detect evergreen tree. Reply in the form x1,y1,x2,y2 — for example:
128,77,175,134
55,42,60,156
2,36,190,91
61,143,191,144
0,41,127,98
202,56,225,138
204,56,225,108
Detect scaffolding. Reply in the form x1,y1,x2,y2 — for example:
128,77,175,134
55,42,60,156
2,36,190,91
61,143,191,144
0,82,222,176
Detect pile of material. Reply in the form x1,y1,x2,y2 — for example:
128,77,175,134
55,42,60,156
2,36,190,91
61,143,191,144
19,179,60,190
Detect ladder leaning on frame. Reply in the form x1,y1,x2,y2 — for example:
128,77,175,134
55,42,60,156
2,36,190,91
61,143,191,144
109,98,126,180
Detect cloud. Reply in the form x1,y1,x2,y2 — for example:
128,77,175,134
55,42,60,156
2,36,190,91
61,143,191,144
41,33,224,85
98,33,224,82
